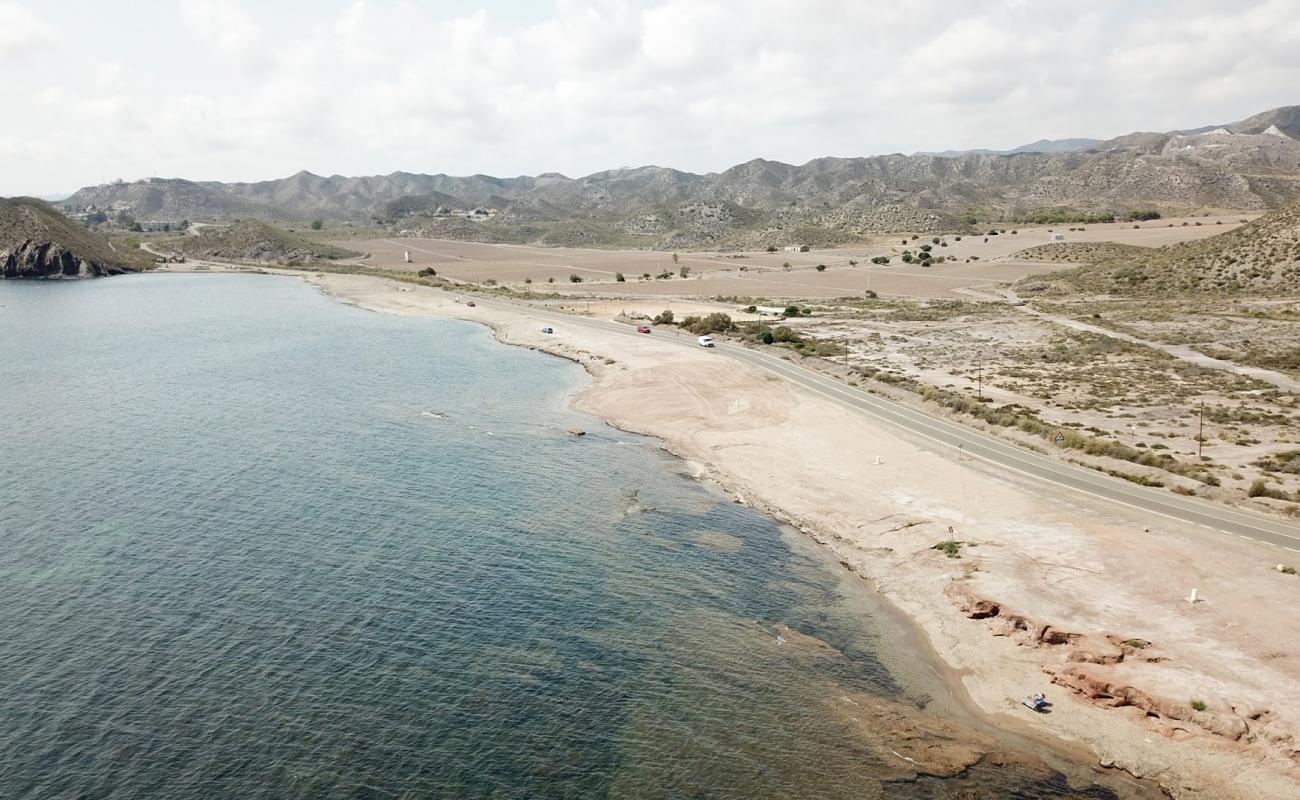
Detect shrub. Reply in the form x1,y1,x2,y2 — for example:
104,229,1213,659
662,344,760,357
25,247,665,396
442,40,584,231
652,309,674,325
1248,479,1292,501
1191,699,1207,712
615,272,625,282
685,312,735,334
417,267,438,277
783,305,802,317
932,540,963,558
310,219,323,230
744,305,758,313
766,245,778,253
815,264,826,272
547,277,555,283
679,266,690,278
863,290,878,298
569,274,583,283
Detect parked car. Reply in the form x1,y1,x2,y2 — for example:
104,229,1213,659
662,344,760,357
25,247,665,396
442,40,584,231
465,301,476,307
636,325,651,334
540,326,554,334
697,335,716,347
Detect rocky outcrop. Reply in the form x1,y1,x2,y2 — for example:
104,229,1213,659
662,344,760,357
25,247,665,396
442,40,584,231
945,582,1299,770
2,239,133,278
1,197,147,279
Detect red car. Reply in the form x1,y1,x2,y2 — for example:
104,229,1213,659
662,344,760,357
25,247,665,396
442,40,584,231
636,325,651,334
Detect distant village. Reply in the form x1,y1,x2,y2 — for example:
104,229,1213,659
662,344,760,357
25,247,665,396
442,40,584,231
59,202,188,233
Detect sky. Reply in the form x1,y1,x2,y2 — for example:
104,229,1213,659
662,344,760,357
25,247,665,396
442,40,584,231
1,0,1298,197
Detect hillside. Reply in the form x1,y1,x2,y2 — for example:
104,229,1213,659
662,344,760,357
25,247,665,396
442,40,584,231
1,197,148,278
58,105,1300,249
1022,202,1300,296
173,220,362,264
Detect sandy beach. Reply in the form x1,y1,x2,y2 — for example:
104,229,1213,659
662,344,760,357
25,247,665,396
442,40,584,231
299,270,1299,799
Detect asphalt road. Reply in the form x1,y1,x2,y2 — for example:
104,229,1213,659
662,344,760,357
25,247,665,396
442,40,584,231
482,297,1300,553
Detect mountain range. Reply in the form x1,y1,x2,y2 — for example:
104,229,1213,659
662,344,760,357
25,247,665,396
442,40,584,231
51,105,1300,250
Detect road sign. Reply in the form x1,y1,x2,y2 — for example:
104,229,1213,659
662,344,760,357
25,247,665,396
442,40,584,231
1054,432,1065,445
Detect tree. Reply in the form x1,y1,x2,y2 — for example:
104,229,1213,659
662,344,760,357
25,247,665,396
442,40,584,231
615,272,625,282
679,265,690,278
744,305,758,313
310,219,323,230
765,245,778,253
783,304,802,317
653,309,674,325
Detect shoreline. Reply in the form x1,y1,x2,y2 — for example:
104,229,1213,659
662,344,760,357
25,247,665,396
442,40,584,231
282,269,1299,798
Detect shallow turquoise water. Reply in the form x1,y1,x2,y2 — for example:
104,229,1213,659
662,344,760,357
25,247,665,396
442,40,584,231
0,275,1117,798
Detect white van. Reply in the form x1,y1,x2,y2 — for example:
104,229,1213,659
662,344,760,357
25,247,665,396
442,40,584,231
697,335,716,348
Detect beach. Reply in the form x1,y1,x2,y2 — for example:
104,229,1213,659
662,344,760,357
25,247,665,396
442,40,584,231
305,269,1300,800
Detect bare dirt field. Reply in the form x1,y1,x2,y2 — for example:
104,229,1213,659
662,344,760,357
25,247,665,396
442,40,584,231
336,213,1256,300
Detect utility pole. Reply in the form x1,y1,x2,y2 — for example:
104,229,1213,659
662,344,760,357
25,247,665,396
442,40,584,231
1197,400,1205,458
977,360,983,400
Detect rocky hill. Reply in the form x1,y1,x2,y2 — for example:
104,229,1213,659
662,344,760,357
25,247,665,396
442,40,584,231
171,220,362,264
1,197,148,278
58,105,1300,249
1022,201,1300,296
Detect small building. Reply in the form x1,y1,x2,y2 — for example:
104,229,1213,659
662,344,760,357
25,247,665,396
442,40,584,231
1050,233,1066,242
783,244,810,253
139,221,182,233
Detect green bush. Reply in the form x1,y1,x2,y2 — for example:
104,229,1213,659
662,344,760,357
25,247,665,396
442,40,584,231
815,264,826,272
615,272,625,282
569,273,583,283
932,540,963,558
417,267,437,277
652,309,674,325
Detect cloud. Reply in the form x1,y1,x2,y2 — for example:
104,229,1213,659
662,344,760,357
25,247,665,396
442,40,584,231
3,0,1299,196
181,0,265,67
0,1,57,56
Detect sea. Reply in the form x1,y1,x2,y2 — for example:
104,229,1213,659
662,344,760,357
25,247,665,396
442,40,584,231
0,274,1122,798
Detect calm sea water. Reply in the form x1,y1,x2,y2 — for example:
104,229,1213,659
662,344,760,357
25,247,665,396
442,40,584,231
0,275,1117,799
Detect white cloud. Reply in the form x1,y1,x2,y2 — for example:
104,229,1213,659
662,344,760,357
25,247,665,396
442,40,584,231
181,0,265,67
2,0,1299,196
0,1,57,56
